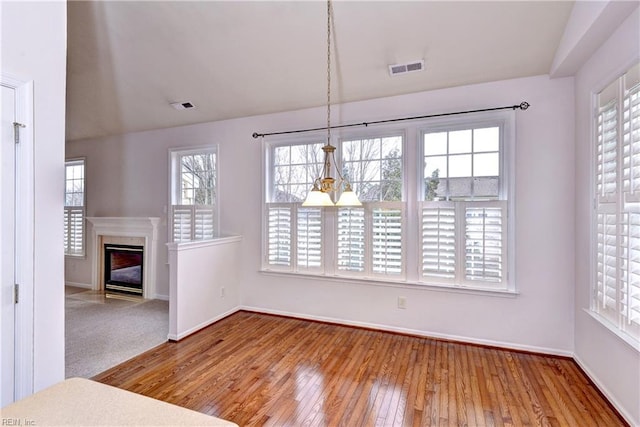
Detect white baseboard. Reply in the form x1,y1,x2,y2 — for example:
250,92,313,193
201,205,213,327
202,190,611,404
239,305,573,357
167,307,240,341
153,293,169,301
65,281,93,289
573,354,637,427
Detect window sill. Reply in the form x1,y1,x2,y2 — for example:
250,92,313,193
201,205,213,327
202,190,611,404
584,309,640,352
65,254,86,260
259,269,518,298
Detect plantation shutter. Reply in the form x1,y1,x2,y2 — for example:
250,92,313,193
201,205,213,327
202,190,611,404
621,213,640,335
421,203,456,280
464,203,505,283
596,210,619,319
623,63,640,199
172,205,216,242
622,65,640,336
267,205,292,267
194,205,216,240
337,207,365,272
297,207,322,269
64,207,84,256
371,206,403,275
594,64,640,339
172,206,192,242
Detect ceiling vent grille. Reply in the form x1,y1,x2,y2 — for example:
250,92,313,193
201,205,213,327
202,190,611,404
170,101,196,110
388,60,424,76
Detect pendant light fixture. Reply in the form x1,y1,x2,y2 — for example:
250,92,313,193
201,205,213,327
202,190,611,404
302,0,361,208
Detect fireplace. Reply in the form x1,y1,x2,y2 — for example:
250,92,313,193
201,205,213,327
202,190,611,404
104,244,144,295
87,217,160,298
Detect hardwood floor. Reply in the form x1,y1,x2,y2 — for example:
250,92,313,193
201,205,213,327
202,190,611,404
94,311,626,426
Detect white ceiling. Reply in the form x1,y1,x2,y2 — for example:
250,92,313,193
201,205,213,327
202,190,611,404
66,1,574,142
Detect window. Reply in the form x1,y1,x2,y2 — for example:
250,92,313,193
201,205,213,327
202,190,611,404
170,147,218,242
266,141,325,272
262,110,514,292
64,159,85,256
593,63,640,341
337,135,404,277
420,124,508,288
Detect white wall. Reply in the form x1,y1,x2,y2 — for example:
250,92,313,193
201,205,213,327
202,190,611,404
574,8,640,426
67,73,576,354
167,236,242,340
1,1,67,392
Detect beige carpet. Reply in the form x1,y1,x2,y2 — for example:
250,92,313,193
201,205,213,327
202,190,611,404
65,287,169,379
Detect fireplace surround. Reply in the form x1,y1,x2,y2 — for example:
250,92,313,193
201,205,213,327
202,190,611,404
86,217,160,298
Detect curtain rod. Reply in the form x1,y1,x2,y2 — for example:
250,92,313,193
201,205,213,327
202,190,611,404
252,101,529,139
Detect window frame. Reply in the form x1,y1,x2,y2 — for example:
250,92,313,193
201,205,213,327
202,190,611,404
64,157,86,258
416,112,515,291
168,145,219,242
590,62,640,346
261,110,516,294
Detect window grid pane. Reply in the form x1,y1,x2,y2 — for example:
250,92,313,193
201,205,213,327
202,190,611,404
271,143,323,203
423,126,500,201
180,153,216,205
341,136,402,202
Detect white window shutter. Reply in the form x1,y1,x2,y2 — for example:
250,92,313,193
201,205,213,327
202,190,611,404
297,207,322,269
64,207,84,256
371,207,403,275
622,213,640,335
194,205,216,240
421,203,456,280
623,82,640,200
337,207,365,272
596,211,619,320
172,206,193,242
597,100,618,200
464,204,505,283
267,205,292,267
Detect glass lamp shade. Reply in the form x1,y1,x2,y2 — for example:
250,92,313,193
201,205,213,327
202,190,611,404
336,189,362,207
302,188,334,206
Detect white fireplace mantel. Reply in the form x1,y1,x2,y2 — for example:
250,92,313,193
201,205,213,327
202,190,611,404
86,217,160,298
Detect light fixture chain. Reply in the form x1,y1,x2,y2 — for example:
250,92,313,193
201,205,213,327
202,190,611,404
326,0,331,144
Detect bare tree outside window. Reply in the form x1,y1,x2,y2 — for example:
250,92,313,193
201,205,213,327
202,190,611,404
272,142,323,202
180,153,216,205
341,136,402,202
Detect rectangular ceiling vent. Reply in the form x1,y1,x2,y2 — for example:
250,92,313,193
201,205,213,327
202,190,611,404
388,60,424,76
170,101,195,110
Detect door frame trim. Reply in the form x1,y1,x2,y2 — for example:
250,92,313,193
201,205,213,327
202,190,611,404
2,73,35,401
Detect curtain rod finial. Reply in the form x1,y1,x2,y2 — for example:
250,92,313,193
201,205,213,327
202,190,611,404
252,132,260,139
520,102,530,110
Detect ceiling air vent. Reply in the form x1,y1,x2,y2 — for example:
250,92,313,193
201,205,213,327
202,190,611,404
388,60,425,76
170,101,196,110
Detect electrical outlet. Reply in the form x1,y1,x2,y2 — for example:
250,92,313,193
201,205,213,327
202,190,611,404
398,296,407,309
220,287,225,298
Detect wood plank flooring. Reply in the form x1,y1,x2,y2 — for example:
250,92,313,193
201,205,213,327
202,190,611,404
94,311,626,426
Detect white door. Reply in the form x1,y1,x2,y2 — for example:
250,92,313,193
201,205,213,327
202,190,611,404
1,84,17,406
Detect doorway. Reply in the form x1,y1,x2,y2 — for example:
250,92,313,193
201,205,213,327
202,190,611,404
1,75,35,405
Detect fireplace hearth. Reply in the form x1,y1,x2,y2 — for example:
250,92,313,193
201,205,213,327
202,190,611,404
104,244,144,295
